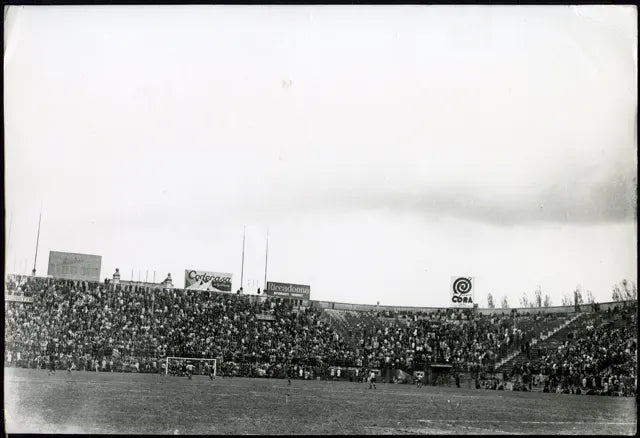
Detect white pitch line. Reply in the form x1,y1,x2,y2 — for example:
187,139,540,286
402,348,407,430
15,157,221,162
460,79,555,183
417,420,636,425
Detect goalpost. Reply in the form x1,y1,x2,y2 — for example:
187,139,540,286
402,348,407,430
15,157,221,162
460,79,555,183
164,357,217,377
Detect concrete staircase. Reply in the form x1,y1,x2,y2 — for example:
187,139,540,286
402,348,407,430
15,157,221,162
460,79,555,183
496,313,586,378
322,309,373,351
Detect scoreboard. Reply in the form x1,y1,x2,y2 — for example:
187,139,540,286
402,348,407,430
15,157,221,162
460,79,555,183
47,251,102,281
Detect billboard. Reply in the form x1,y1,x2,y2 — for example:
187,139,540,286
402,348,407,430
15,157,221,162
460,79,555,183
47,251,102,281
265,281,311,299
184,269,232,292
450,276,474,308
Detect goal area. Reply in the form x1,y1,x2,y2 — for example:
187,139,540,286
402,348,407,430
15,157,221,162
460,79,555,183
164,357,217,377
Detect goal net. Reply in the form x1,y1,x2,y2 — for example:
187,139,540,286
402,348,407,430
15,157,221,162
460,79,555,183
164,357,217,377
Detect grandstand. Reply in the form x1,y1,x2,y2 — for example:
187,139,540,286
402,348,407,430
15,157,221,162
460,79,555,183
5,273,637,394
4,272,638,434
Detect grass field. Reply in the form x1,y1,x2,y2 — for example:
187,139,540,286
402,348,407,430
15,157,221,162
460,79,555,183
3,367,636,435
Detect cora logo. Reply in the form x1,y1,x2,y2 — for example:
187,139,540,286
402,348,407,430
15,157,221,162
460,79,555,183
452,277,472,295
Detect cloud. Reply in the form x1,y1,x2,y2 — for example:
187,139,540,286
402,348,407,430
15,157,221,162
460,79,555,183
115,152,636,229
270,159,637,226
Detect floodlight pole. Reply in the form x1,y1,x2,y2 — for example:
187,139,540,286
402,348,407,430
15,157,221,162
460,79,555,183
263,228,269,292
240,226,246,291
32,206,42,276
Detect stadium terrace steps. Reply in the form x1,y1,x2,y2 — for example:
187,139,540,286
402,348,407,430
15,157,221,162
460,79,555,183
323,309,425,357
323,309,348,329
497,313,585,376
322,309,366,351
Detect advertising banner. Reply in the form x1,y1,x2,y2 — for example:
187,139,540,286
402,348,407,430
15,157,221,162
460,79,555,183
265,281,311,299
450,276,474,308
47,251,102,281
4,295,34,303
184,269,232,292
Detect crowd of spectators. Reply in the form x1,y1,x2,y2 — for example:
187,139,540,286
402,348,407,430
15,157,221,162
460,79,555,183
339,308,558,375
534,305,637,396
4,275,638,394
475,305,637,397
4,275,44,298
5,276,349,378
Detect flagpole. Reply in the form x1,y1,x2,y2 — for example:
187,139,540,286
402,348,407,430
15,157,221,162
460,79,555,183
240,226,246,291
32,205,42,276
263,228,269,292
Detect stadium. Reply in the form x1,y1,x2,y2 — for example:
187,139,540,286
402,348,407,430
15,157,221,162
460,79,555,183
4,268,638,434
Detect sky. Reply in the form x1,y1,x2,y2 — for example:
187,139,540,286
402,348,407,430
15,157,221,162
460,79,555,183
4,5,637,308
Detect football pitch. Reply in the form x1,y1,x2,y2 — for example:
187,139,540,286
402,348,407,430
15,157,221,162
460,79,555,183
4,367,636,435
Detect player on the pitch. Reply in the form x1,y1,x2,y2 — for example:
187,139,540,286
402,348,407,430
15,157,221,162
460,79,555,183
369,370,377,389
204,362,215,380
47,353,56,376
186,362,195,380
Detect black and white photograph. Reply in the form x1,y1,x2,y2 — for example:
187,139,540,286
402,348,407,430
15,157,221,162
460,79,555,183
3,4,637,435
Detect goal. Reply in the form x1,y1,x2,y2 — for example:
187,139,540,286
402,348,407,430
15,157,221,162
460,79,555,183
164,357,217,377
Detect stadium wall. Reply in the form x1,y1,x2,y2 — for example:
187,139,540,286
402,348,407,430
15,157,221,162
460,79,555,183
302,300,635,315
304,299,625,314
476,301,631,315
304,300,442,313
